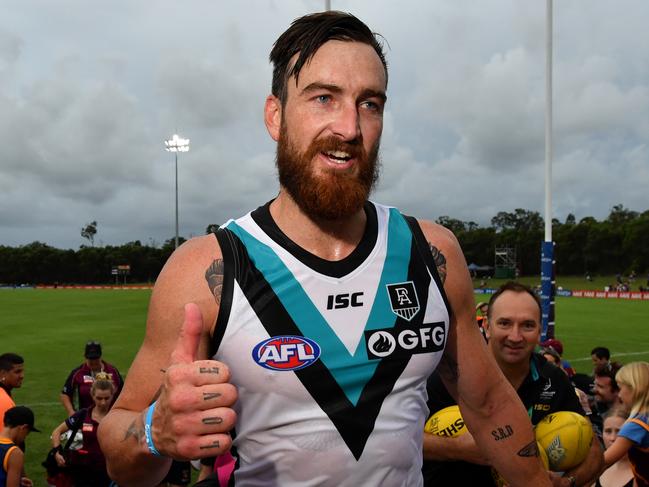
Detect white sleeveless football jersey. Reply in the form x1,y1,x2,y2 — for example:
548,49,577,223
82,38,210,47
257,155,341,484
211,201,450,486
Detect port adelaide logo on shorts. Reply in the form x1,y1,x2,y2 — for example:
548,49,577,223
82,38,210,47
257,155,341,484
386,281,420,321
252,335,321,371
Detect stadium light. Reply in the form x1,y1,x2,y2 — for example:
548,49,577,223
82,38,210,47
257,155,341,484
164,134,190,249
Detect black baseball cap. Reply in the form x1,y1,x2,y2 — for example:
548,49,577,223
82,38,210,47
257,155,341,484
4,405,41,432
84,341,102,359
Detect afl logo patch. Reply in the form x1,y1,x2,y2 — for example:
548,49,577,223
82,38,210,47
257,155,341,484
252,335,321,371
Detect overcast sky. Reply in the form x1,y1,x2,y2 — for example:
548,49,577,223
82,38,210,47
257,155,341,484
1,1,648,249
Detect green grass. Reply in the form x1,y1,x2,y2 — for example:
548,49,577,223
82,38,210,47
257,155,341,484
1,285,648,485
1,288,149,486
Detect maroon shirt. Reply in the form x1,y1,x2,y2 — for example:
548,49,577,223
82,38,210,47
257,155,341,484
65,407,105,472
61,361,123,410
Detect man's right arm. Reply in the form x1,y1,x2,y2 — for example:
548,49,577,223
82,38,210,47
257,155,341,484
97,235,237,487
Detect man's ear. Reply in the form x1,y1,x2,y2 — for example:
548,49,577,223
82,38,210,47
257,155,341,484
264,95,282,142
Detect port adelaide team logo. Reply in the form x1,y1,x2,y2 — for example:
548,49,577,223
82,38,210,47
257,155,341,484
386,281,420,321
252,335,321,371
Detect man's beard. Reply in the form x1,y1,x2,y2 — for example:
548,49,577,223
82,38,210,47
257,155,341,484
276,127,380,221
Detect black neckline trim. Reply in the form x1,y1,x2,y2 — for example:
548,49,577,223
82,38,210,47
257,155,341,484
250,200,378,278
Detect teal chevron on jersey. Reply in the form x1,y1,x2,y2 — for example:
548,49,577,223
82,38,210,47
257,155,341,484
225,209,412,406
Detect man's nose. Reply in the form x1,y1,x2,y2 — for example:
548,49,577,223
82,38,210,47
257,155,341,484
330,102,361,141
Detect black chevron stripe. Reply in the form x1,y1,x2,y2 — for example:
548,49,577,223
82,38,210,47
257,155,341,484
221,227,432,460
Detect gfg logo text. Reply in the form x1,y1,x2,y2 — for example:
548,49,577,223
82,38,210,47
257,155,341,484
364,322,446,359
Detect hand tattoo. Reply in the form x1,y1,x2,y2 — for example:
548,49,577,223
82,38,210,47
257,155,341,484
205,259,224,305
428,243,447,284
123,419,145,444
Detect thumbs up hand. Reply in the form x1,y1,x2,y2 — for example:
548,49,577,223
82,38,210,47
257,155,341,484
150,303,237,459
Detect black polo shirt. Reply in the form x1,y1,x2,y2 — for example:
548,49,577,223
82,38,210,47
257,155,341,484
422,353,585,486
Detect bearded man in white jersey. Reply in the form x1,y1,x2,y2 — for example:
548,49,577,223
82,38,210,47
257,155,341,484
99,11,552,487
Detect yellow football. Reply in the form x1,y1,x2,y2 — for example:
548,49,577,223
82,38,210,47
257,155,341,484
535,411,593,471
424,405,467,437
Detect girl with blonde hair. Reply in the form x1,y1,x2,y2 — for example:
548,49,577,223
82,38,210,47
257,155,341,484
602,362,649,487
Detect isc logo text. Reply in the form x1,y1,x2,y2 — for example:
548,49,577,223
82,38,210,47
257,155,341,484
326,292,364,310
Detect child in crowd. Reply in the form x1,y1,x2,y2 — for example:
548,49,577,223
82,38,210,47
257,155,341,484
593,407,634,487
602,362,649,487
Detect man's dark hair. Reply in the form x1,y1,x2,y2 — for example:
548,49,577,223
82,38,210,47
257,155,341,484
591,346,610,360
487,281,542,320
269,11,388,105
0,353,24,372
594,361,623,392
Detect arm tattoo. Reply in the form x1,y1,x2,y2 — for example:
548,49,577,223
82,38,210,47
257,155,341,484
123,419,145,444
205,259,224,305
428,243,447,284
491,425,514,441
517,440,540,457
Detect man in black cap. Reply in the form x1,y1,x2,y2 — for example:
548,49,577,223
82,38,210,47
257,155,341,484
60,341,123,415
1,405,39,487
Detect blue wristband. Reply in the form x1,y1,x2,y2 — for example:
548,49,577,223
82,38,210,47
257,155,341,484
144,401,162,457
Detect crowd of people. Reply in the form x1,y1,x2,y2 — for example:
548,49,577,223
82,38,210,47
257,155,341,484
3,10,649,487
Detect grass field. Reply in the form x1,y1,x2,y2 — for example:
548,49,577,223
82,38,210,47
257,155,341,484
1,286,648,485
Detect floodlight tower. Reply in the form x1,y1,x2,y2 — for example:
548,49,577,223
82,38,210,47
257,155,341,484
164,134,190,249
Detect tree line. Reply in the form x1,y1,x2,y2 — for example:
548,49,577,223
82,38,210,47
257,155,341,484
0,205,647,285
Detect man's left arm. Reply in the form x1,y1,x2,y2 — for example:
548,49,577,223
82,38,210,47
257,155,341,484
419,220,551,487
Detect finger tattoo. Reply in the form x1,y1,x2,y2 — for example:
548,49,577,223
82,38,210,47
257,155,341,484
199,367,220,374
203,392,222,401
202,416,223,425
200,441,220,450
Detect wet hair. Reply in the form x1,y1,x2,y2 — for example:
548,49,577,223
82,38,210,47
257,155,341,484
0,353,24,372
591,347,610,360
269,11,388,105
91,378,115,397
615,361,649,416
594,362,624,392
487,281,542,321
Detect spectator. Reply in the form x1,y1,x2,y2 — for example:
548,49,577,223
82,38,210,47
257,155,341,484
602,362,649,487
0,354,24,425
475,302,488,337
591,347,611,373
51,377,115,487
60,341,123,415
593,407,633,487
594,363,624,417
540,337,576,377
1,405,38,487
423,282,603,486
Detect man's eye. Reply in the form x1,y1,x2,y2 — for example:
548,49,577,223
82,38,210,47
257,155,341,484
316,95,331,104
